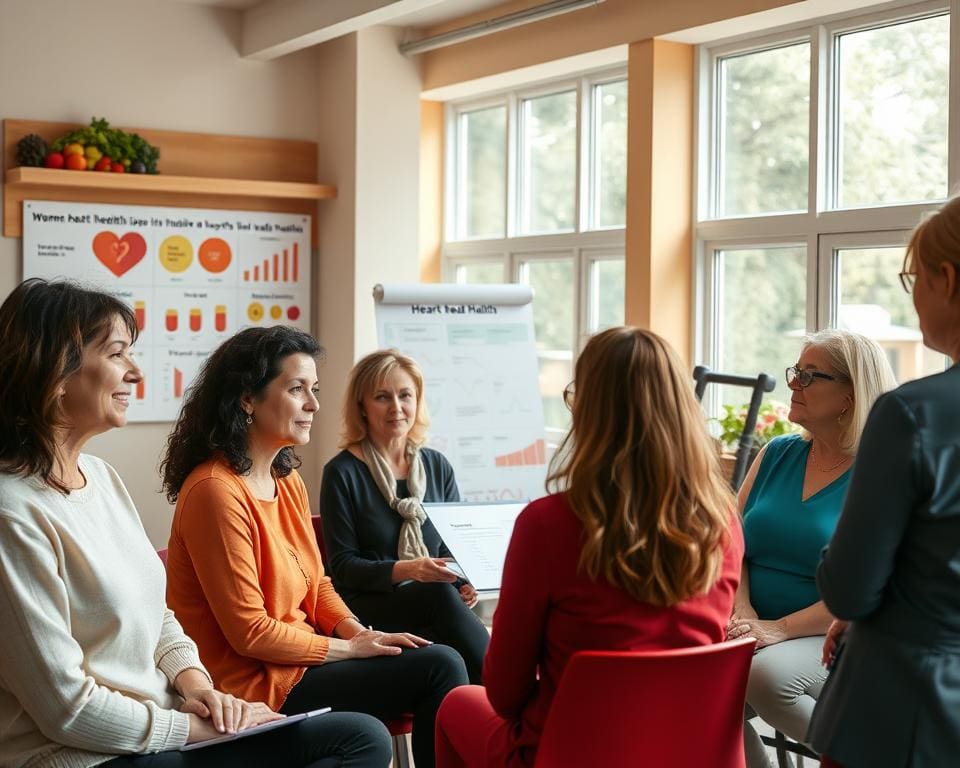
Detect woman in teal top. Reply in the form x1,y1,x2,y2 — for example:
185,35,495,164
727,330,896,768
742,433,851,621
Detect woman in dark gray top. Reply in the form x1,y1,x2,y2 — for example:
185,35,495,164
319,350,489,683
808,197,960,767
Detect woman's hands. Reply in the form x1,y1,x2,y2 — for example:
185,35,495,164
821,619,849,666
176,669,283,742
727,617,788,648
326,628,432,662
393,557,458,584
459,583,479,608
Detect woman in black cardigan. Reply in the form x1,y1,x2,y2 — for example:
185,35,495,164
319,349,489,684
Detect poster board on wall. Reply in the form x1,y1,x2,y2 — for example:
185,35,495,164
373,283,546,503
23,200,311,422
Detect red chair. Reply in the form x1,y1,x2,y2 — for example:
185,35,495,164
533,637,756,768
311,515,414,767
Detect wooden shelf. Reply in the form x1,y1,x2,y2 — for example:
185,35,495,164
6,167,336,201
3,119,336,245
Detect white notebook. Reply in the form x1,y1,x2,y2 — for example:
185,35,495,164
180,707,331,751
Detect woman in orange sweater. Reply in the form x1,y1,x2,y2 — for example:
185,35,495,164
162,327,468,768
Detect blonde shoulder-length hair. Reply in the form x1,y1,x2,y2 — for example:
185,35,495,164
339,349,431,448
547,326,735,608
799,329,897,455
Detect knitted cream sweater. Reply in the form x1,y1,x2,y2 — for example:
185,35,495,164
0,455,206,768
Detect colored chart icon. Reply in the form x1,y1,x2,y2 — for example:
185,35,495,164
247,302,264,322
159,235,194,273
198,238,232,273
287,305,301,321
270,305,282,320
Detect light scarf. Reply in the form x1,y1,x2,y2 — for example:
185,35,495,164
362,439,430,560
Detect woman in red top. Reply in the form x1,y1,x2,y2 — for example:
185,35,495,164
435,326,744,768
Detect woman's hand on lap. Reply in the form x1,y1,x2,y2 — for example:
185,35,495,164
181,686,282,735
821,619,849,666
395,557,459,583
349,628,431,658
459,583,479,608
727,617,788,648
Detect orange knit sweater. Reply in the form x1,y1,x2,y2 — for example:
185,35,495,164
165,459,354,710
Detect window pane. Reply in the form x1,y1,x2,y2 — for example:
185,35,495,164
718,43,810,217
594,80,627,228
522,258,574,430
520,91,577,235
589,258,625,331
836,15,948,208
837,246,947,381
460,106,506,239
456,262,505,284
718,247,806,409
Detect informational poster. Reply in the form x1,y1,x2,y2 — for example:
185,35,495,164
374,283,546,503
23,200,311,422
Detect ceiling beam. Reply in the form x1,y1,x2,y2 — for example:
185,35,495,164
241,0,446,60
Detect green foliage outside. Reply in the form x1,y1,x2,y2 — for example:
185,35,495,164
523,90,577,234
715,401,799,451
463,106,506,238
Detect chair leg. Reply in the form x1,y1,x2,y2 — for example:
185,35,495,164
774,730,792,768
392,733,412,768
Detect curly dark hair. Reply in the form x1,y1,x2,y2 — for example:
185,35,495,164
159,325,323,503
0,279,138,493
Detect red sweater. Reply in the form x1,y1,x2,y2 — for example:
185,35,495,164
484,493,743,768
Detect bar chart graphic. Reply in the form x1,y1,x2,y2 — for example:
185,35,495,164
173,367,183,398
494,439,546,467
242,244,299,283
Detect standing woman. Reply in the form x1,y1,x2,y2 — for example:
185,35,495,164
728,330,895,767
808,198,960,767
435,327,744,768
161,328,467,768
319,350,489,684
0,279,391,768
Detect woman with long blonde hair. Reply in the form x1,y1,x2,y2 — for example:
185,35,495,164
435,326,744,768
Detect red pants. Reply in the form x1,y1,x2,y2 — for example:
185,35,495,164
435,685,512,768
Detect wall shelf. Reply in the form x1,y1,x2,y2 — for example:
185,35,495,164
3,119,335,245
6,167,336,201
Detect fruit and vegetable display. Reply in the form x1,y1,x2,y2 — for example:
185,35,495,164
14,118,160,174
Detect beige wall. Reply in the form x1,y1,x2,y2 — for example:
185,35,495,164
0,0,345,547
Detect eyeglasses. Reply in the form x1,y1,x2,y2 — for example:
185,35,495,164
562,382,575,410
898,270,916,294
785,365,839,389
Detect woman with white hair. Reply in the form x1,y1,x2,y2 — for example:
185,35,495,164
727,329,896,767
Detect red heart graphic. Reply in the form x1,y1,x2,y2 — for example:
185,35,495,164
92,232,147,277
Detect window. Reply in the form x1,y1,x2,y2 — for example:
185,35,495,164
445,70,627,436
698,4,951,417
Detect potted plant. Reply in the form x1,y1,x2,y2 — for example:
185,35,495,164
714,401,799,479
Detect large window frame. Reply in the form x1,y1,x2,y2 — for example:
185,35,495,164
694,0,958,388
443,67,628,441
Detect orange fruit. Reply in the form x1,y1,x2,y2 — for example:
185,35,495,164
65,153,87,171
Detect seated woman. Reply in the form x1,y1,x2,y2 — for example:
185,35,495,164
727,330,895,767
808,198,960,767
434,326,744,768
161,327,468,768
0,279,391,768
318,349,489,684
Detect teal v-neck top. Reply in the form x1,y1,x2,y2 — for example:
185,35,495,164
743,434,850,620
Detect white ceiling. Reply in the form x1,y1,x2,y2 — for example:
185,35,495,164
167,0,509,29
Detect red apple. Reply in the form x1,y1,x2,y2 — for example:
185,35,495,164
111,162,125,173
44,152,65,169
94,156,113,172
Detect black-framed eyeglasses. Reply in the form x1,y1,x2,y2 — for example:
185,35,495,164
898,270,917,294
562,382,575,410
785,365,838,389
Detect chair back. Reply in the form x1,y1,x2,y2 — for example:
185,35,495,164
692,365,776,490
534,637,756,768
